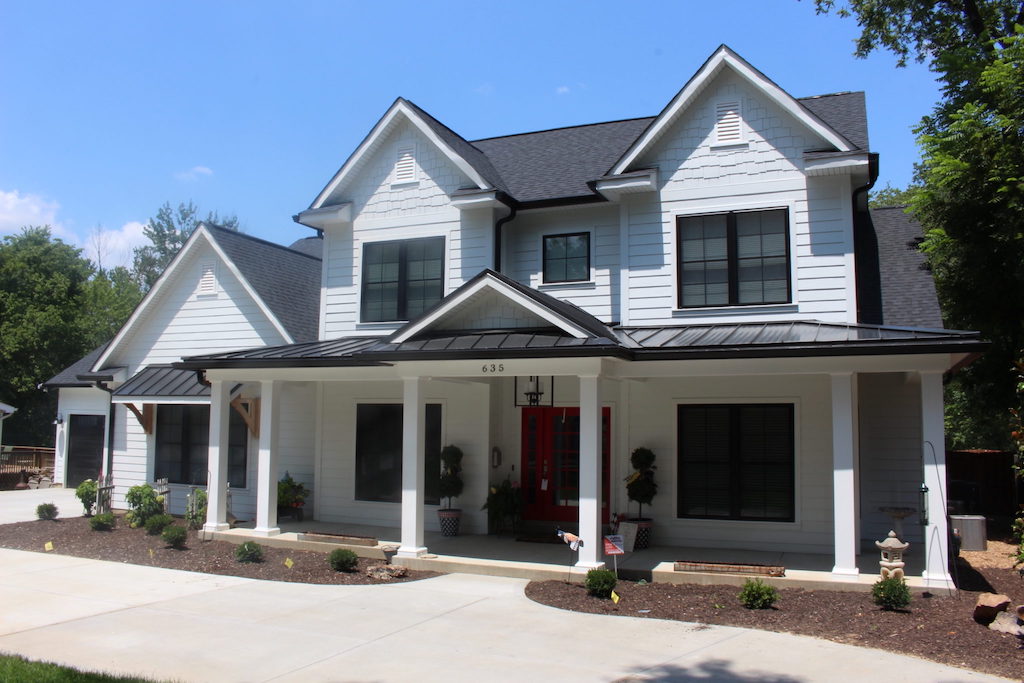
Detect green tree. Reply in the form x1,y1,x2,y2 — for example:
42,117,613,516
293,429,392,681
868,183,921,208
131,201,238,290
84,266,144,348
0,227,93,445
816,1,1024,450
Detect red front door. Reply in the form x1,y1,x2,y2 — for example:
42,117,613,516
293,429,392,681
521,407,611,523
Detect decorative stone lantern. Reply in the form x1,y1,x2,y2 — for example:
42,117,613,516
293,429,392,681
876,530,910,580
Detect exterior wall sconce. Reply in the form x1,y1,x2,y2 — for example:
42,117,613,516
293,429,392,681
53,413,64,426
515,376,554,407
918,483,929,526
491,446,502,468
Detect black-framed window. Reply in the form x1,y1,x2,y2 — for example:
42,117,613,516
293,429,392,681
155,405,247,486
677,209,790,307
355,403,442,504
542,232,590,283
677,404,794,522
361,237,444,322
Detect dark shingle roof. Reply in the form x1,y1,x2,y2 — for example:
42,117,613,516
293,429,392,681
43,343,110,388
287,236,324,259
204,225,322,342
798,92,868,151
113,365,209,398
871,207,944,329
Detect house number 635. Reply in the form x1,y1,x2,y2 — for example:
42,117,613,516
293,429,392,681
481,363,505,373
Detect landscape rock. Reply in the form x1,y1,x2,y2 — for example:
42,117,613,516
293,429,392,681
365,564,408,581
986,611,1024,636
973,593,1011,624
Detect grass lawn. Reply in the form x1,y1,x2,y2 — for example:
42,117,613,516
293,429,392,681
0,654,164,682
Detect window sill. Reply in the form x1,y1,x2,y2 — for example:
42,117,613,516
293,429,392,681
673,303,798,318
538,280,596,291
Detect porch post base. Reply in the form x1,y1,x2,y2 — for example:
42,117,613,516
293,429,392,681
250,527,281,537
574,560,606,570
203,523,230,533
831,566,860,577
396,546,428,558
921,570,954,590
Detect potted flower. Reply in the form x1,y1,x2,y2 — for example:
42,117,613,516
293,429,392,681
482,476,522,535
625,447,657,549
437,445,464,536
277,472,310,522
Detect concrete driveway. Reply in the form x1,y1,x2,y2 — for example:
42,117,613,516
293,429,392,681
0,548,1010,683
0,487,80,524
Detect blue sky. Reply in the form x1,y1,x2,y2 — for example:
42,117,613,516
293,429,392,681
0,1,938,268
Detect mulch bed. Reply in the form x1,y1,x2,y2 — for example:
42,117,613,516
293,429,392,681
0,515,436,585
527,542,1024,681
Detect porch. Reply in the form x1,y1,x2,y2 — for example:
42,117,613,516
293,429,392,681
208,519,937,593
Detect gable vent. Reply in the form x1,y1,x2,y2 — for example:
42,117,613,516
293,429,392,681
715,101,743,144
198,263,216,294
394,146,416,183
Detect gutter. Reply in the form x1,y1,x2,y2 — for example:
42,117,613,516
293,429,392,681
78,374,116,483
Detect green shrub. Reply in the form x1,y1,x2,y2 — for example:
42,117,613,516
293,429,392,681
75,479,97,516
584,568,618,598
35,503,58,521
328,548,359,572
185,488,208,530
235,541,263,563
144,514,174,536
162,525,187,549
124,484,163,528
738,579,778,609
1011,516,1024,545
871,576,911,610
89,512,116,531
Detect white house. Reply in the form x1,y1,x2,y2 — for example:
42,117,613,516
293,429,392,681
47,46,984,587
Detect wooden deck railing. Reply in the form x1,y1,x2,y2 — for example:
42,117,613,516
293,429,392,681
0,446,56,489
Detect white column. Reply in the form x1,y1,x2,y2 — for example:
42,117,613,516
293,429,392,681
921,370,953,588
253,380,280,536
204,380,231,532
576,374,605,569
397,377,427,558
831,372,859,576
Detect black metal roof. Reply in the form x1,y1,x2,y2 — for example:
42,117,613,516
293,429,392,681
112,365,209,398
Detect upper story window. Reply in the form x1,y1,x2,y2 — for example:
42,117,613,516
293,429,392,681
677,208,790,308
542,232,590,283
361,236,445,322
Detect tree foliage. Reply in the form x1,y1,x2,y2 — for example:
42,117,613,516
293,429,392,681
131,201,238,290
868,183,921,208
817,1,1024,449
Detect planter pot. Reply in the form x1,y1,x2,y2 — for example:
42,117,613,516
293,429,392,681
630,518,653,550
438,508,462,537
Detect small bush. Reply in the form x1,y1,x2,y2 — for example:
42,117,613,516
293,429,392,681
235,541,263,563
161,525,187,549
185,488,208,530
35,503,59,521
89,512,116,531
1011,516,1024,545
738,579,778,609
584,568,618,598
328,548,359,572
75,479,97,516
872,576,911,610
144,514,174,536
124,483,163,528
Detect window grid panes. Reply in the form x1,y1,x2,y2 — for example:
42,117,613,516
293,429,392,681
155,405,247,487
362,237,444,322
677,209,789,308
355,403,442,504
543,232,590,283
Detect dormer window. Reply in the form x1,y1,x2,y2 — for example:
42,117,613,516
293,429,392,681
198,263,216,295
714,100,744,145
393,146,417,184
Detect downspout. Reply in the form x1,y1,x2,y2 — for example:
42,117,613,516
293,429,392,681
493,200,517,274
851,153,881,324
89,380,116,481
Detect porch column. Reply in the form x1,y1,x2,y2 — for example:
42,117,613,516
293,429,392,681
253,380,280,536
921,371,953,588
831,372,859,576
397,377,427,558
204,379,231,532
576,374,605,568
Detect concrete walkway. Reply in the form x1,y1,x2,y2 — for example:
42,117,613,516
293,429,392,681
0,487,79,524
0,548,1010,683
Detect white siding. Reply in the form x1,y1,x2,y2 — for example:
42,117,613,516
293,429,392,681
53,387,110,488
317,379,490,534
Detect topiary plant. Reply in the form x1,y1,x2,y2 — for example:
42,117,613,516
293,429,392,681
36,503,59,521
738,579,778,609
438,445,464,510
89,512,116,531
584,568,618,598
144,513,174,536
75,479,97,516
162,525,187,549
328,548,359,572
625,447,657,520
235,541,264,563
872,576,911,610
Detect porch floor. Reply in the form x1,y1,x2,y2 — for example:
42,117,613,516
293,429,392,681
214,519,942,594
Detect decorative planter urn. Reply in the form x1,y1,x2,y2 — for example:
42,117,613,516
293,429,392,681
437,508,462,536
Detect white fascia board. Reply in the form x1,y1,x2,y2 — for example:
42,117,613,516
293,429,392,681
391,277,590,343
804,154,870,176
111,396,210,405
294,203,352,229
450,190,503,209
311,100,489,209
594,169,659,201
612,47,853,175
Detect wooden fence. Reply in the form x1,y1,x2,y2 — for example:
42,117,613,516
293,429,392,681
0,445,56,489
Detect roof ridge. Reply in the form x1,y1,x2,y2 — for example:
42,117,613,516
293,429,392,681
471,115,656,144
797,91,862,100
203,223,322,262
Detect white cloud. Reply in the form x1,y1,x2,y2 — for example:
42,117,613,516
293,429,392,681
174,165,214,182
0,189,65,236
84,221,148,270
555,85,571,95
